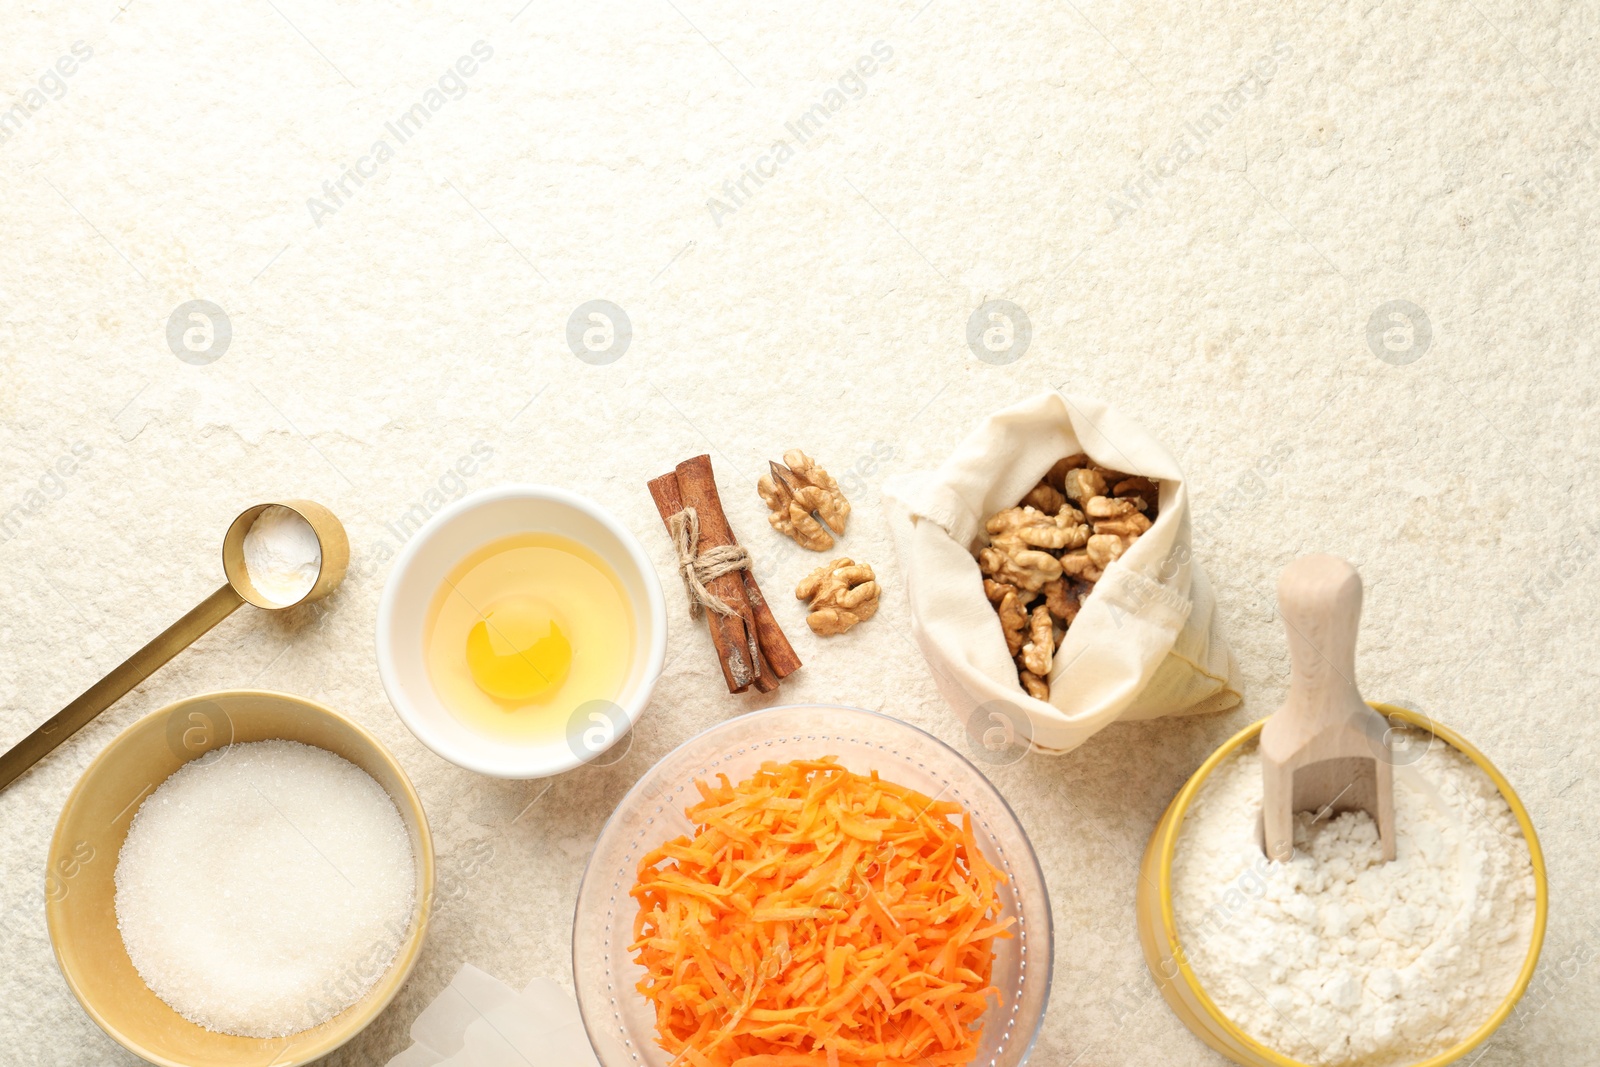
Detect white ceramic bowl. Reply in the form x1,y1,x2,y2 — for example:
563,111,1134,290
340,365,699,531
376,485,667,778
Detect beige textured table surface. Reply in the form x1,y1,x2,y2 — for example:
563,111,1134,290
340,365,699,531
2,1,1597,1064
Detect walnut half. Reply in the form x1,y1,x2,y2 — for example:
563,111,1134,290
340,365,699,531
1020,604,1053,677
758,450,850,551
796,558,879,635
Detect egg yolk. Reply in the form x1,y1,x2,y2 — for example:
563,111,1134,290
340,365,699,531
465,599,572,702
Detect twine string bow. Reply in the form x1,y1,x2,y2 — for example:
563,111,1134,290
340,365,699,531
668,507,761,672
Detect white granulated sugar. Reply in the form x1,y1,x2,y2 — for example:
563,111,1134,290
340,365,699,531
241,505,322,605
1171,733,1537,1067
114,740,416,1038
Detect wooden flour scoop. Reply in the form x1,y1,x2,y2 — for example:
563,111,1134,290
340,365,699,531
1260,554,1395,863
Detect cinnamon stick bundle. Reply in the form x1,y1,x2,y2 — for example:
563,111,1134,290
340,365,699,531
648,455,801,694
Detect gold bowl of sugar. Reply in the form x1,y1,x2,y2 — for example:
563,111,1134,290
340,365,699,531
45,690,435,1067
1135,703,1548,1067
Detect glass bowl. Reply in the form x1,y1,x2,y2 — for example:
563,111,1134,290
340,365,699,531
572,704,1052,1066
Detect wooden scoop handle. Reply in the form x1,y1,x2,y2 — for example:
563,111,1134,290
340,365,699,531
1261,554,1395,862
1277,554,1366,727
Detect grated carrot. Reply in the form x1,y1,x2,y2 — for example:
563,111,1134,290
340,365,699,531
630,758,1012,1067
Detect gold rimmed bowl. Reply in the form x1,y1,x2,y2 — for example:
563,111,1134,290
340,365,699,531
1136,703,1547,1067
45,690,434,1067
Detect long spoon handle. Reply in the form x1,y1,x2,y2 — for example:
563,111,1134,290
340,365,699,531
0,583,245,792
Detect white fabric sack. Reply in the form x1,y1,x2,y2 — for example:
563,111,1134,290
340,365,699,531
883,392,1239,754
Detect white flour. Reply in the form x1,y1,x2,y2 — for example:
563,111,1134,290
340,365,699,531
1171,733,1537,1066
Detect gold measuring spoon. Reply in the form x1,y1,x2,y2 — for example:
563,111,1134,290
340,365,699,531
0,500,348,792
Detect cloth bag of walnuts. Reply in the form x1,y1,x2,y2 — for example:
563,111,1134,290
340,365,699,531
883,392,1239,754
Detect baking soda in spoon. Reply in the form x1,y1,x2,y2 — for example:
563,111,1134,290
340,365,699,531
243,505,321,605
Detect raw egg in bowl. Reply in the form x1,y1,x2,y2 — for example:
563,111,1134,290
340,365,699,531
377,485,667,778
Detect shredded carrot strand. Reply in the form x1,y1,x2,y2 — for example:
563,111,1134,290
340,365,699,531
630,758,1010,1067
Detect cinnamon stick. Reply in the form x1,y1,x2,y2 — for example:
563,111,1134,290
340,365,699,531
647,472,754,693
738,569,801,680
685,465,800,679
673,456,779,693
647,456,801,694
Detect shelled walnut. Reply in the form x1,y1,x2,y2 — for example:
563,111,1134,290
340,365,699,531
758,450,850,550
796,558,879,635
974,456,1158,701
